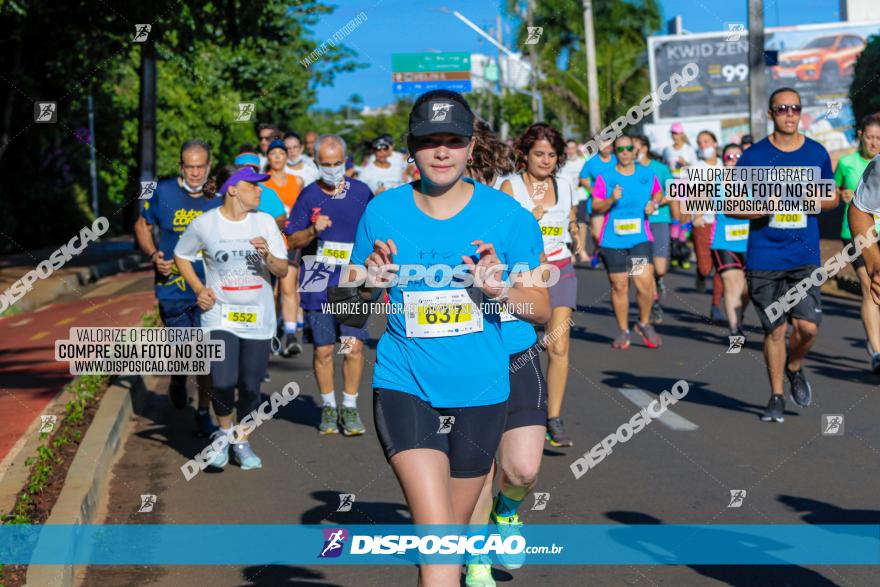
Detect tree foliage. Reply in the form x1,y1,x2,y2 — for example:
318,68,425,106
506,0,662,139
850,33,880,123
0,0,357,252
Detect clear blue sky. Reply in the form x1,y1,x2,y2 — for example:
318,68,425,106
308,0,839,110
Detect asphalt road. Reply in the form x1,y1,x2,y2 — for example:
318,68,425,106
79,264,879,587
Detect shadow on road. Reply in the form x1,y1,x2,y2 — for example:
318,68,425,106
300,489,410,525
605,511,839,586
778,494,880,525
599,372,775,419
239,564,343,586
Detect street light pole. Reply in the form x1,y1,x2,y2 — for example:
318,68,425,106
748,0,767,138
527,0,539,122
582,0,601,135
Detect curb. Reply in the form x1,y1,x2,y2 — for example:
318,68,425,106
24,374,150,587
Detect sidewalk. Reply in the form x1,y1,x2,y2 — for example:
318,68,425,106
0,237,147,315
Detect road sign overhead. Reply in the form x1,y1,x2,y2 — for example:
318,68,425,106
391,71,471,82
391,52,471,72
393,80,472,94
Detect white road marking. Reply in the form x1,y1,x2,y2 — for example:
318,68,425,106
9,318,32,327
618,387,699,431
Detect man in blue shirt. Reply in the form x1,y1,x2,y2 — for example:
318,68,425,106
134,140,222,436
733,88,838,423
286,135,373,437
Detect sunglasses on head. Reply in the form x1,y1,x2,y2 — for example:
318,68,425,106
771,104,802,115
616,145,635,153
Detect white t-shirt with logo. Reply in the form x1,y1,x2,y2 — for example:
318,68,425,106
508,174,575,262
286,156,320,187
358,161,406,193
175,208,287,340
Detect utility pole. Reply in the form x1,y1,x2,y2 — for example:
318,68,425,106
87,94,98,217
582,0,601,136
497,13,509,140
748,0,767,138
526,0,539,122
137,36,157,222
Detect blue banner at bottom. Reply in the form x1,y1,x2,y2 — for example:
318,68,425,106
0,524,877,565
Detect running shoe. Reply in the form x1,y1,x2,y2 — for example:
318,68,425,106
651,302,664,325
339,406,366,436
319,405,339,435
786,366,812,407
612,330,631,349
695,275,707,293
761,395,785,423
681,259,692,270
710,304,725,324
169,379,187,410
546,417,573,447
634,322,662,349
656,277,667,299
282,333,303,357
195,409,218,437
872,353,880,374
491,497,526,569
206,430,229,468
232,442,262,470
465,557,496,587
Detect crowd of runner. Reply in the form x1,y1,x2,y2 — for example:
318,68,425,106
133,87,880,586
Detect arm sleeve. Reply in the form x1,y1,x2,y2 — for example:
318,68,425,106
592,174,608,200
174,216,203,261
285,190,311,236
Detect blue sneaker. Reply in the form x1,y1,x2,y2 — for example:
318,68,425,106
232,442,262,470
195,409,218,437
207,431,229,468
490,496,525,570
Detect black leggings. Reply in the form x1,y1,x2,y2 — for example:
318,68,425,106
209,330,271,418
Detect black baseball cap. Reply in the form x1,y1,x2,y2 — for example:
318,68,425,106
741,134,754,144
409,92,474,138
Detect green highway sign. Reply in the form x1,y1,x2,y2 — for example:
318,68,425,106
392,52,471,73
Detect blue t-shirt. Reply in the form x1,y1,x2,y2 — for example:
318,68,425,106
644,159,673,224
737,137,833,270
580,154,617,183
351,180,543,408
593,166,661,249
140,178,222,301
286,179,373,310
500,206,543,355
258,183,286,219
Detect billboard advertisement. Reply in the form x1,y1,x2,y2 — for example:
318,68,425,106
648,20,880,121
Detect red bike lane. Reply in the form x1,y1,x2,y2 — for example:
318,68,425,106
0,271,155,461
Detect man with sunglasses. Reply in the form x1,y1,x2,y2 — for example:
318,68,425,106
733,88,838,423
256,123,281,172
134,140,222,436
357,137,405,194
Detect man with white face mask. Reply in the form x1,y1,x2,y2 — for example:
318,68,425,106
285,135,374,436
